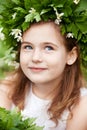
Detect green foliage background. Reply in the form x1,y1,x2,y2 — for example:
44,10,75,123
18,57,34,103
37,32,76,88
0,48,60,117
0,41,9,78
0,107,43,130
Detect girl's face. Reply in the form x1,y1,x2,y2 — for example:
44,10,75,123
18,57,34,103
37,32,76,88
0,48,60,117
20,23,70,85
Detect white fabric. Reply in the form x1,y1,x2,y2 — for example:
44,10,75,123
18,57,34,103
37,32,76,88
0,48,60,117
20,87,87,130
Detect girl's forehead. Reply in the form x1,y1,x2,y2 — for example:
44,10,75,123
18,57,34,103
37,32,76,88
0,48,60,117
24,22,60,34
22,24,63,44
23,22,64,44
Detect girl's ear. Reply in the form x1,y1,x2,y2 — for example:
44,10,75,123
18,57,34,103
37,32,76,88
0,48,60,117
67,47,78,65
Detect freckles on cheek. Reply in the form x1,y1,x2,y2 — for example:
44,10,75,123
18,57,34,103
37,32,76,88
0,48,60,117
20,51,25,58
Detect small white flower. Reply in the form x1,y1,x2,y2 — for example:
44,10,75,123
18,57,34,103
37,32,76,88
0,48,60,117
6,60,19,69
56,12,64,20
66,33,74,38
0,27,5,40
54,7,64,25
5,59,11,64
14,62,19,69
7,61,13,66
73,0,80,4
21,110,29,121
29,8,36,13
0,59,4,67
10,29,22,37
14,35,23,42
11,53,16,58
12,12,17,19
0,28,3,32
15,36,22,42
0,32,5,40
10,29,22,42
55,19,62,25
12,61,19,69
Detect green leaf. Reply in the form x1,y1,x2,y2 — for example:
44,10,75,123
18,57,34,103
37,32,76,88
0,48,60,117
24,0,33,10
22,22,29,31
14,7,26,14
25,11,41,23
25,14,34,22
34,13,41,22
77,32,82,41
40,9,50,15
0,107,43,130
9,128,20,130
66,23,79,38
12,0,21,5
63,6,72,16
76,22,87,34
76,0,87,11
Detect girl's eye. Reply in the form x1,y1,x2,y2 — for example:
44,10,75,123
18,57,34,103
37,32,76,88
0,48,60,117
24,45,33,50
45,46,54,51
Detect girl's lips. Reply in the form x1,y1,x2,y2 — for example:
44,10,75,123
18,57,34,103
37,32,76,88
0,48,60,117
29,67,47,72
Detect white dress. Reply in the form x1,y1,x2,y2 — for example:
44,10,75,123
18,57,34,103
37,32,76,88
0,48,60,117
19,87,87,130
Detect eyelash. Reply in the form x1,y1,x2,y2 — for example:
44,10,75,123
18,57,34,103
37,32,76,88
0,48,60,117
45,46,54,51
23,45,33,50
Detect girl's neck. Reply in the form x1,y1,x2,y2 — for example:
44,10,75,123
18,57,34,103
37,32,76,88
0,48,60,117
31,80,60,100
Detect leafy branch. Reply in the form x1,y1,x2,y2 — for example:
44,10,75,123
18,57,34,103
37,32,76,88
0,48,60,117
0,107,43,130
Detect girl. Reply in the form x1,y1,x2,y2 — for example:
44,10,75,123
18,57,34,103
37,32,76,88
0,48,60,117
0,21,87,130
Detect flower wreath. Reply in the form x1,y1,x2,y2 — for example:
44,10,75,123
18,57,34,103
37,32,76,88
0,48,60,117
0,0,87,67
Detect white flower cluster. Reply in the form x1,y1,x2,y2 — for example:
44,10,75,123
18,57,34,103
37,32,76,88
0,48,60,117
29,7,36,14
73,0,80,4
21,110,29,121
5,59,19,69
2,48,19,69
25,8,36,22
12,12,17,19
54,7,64,25
10,61,19,69
10,29,22,42
0,28,5,40
66,33,74,38
2,0,80,44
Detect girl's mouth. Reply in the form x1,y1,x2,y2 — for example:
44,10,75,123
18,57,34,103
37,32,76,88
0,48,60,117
29,67,47,72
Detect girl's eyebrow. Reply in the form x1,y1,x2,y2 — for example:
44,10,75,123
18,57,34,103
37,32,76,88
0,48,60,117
43,42,59,47
21,41,32,44
22,41,59,47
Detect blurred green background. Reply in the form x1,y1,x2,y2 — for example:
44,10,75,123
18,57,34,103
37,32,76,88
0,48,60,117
0,41,14,79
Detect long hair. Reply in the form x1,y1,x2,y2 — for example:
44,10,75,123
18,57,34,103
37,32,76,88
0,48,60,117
3,21,85,125
48,33,84,124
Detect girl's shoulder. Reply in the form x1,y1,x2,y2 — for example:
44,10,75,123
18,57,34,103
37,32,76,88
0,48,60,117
0,76,14,110
80,87,87,97
66,87,87,130
0,76,14,93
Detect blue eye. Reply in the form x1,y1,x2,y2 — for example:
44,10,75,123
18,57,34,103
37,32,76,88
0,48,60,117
24,45,33,50
45,46,54,51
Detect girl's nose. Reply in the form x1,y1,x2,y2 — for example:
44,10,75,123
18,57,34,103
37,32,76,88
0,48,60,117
32,49,42,63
